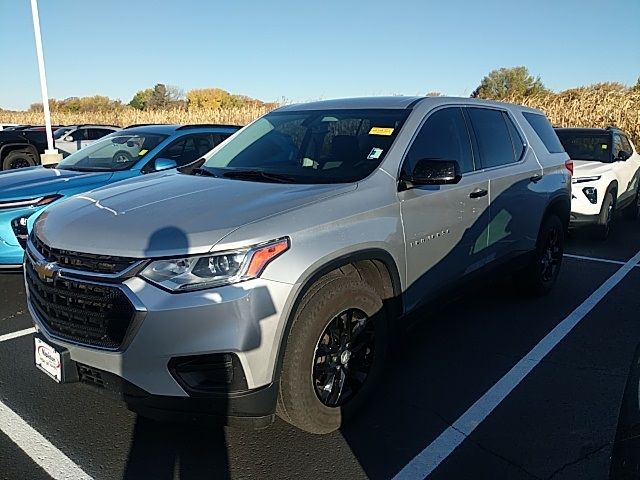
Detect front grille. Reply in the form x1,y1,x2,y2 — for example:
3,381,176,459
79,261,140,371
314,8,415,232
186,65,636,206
31,234,138,275
26,261,135,349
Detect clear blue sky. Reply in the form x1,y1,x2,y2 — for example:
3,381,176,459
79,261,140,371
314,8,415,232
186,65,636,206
1,0,638,110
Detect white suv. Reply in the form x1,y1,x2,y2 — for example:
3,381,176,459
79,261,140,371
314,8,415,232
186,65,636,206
556,127,640,238
54,125,121,156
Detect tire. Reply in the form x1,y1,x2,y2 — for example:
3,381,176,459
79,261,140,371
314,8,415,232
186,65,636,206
112,151,134,164
594,191,615,240
517,214,564,296
623,189,640,221
2,150,36,170
276,273,388,434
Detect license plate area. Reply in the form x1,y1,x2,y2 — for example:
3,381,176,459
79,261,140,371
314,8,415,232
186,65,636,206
34,334,78,383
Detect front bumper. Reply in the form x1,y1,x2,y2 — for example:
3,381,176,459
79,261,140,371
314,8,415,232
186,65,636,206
25,245,294,421
570,182,602,227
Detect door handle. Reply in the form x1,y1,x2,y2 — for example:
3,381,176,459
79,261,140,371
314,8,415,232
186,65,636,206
530,174,543,183
469,188,488,199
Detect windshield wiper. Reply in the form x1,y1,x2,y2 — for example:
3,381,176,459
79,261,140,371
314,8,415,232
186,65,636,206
222,170,296,183
192,167,218,177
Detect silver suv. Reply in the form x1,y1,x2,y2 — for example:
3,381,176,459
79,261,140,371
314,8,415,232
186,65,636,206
25,97,571,434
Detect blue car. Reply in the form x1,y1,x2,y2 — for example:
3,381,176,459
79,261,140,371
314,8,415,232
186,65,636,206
0,124,240,269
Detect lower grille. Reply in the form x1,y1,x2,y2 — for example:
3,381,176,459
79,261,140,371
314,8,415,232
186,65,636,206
26,261,135,349
10,217,28,249
78,364,105,388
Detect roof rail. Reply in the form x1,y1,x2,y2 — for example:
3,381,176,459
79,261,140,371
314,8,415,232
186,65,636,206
122,123,170,129
75,124,121,129
605,125,620,131
176,123,242,130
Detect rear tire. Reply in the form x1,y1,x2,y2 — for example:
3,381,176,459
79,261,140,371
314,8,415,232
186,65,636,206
594,192,615,240
517,214,564,296
623,189,640,221
276,273,388,434
2,150,36,170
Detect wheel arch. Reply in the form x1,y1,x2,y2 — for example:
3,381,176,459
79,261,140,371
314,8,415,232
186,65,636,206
0,143,40,169
543,193,571,230
270,248,403,384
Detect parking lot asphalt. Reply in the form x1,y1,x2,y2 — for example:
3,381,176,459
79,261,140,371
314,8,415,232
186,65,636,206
1,221,640,480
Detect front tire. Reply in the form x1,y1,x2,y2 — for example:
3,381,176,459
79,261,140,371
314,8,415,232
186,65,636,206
623,189,640,221
595,192,615,240
277,273,388,434
2,150,36,170
518,214,564,296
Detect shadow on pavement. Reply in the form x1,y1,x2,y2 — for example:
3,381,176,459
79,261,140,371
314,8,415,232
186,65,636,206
124,417,229,480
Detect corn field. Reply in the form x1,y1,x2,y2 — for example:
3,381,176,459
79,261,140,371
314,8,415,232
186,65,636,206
2,88,638,145
507,88,640,145
0,104,275,128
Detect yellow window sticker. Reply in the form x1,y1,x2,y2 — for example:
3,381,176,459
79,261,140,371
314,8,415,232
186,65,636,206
601,144,608,150
138,149,148,156
369,127,394,136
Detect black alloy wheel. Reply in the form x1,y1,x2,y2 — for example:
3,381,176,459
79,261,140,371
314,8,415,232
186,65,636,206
540,222,562,282
312,308,376,408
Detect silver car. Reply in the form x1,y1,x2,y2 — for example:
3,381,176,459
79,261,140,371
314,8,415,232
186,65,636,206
25,97,571,434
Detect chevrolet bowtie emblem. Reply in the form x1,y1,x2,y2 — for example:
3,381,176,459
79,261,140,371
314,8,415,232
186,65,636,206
34,261,58,282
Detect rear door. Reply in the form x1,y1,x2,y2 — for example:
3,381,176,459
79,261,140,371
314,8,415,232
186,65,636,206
399,106,491,311
465,107,543,260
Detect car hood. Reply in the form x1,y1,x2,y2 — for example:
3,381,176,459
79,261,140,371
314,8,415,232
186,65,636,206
572,160,612,178
35,173,356,258
0,166,114,200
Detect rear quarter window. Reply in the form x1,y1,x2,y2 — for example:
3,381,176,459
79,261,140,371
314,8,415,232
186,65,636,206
522,112,564,154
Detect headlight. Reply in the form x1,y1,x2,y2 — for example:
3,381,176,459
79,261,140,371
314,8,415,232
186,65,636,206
140,237,289,292
0,194,62,210
572,176,601,184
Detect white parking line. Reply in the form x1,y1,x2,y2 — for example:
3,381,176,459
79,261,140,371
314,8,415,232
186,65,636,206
0,399,92,480
393,248,640,480
0,327,35,343
564,253,631,266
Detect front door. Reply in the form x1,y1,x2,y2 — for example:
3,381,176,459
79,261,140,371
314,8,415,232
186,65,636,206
398,106,491,312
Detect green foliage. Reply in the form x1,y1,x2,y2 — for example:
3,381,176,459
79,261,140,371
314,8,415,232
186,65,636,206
471,66,548,99
129,88,154,110
129,84,185,110
186,88,264,110
29,95,122,113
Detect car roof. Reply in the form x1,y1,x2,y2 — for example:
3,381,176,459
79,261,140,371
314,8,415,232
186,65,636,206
274,96,544,114
120,124,242,135
554,127,610,135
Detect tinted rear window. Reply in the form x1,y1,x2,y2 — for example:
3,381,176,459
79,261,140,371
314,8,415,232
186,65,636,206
522,112,564,153
467,108,516,168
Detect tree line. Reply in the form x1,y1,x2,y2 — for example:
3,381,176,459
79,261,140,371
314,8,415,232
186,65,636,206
28,84,274,113
24,68,640,114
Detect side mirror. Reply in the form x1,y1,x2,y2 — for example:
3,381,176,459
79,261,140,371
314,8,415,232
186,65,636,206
401,159,461,189
154,157,178,171
616,151,631,162
64,136,74,142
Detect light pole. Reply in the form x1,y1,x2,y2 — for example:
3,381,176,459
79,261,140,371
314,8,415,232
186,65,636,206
29,0,62,165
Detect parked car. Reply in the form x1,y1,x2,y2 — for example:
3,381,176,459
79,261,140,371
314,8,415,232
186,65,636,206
25,97,571,434
0,124,240,269
54,124,121,157
555,127,640,238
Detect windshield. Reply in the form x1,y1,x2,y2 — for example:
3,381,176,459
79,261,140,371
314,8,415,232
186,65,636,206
53,127,74,140
57,132,168,171
201,109,409,183
556,131,611,162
